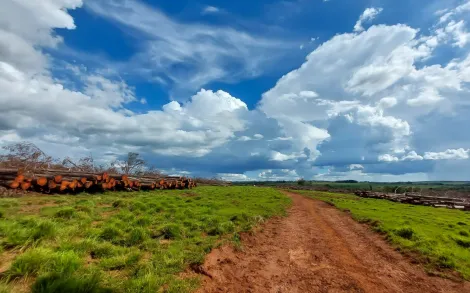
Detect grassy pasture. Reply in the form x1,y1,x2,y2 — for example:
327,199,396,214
236,181,470,193
0,186,290,293
291,190,470,279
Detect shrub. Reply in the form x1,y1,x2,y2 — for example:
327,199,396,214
297,178,306,186
395,227,414,239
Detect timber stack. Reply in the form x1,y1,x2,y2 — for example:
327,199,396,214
354,190,470,211
0,168,196,195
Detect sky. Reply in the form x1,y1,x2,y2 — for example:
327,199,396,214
1,0,470,182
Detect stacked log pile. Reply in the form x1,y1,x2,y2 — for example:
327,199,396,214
0,168,196,195
354,191,470,210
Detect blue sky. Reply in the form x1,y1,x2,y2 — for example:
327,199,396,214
1,0,470,181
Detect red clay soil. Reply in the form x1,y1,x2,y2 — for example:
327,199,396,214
197,191,470,293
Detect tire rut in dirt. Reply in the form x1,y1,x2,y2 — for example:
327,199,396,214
197,191,470,293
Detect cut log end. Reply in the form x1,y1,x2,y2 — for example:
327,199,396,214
21,182,31,191
37,177,48,187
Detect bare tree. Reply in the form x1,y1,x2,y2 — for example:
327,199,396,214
0,142,54,170
140,165,162,177
113,152,145,175
62,154,96,172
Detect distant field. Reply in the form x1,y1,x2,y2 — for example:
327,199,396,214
0,187,290,293
290,190,470,280
235,181,470,195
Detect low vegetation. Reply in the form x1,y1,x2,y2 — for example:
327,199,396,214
236,180,470,196
0,186,290,293
291,190,470,279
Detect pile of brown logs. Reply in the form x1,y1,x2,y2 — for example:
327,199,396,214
0,168,196,195
354,190,470,211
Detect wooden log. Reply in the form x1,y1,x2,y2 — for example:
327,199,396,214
141,183,156,190
60,181,70,192
0,174,20,181
84,181,94,189
68,180,78,191
0,180,20,189
21,181,31,191
0,168,20,175
54,175,62,184
32,177,49,187
48,180,57,191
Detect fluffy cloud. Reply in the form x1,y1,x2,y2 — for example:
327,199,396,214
0,2,253,158
259,1,470,180
218,173,251,181
423,149,470,160
353,7,383,32
1,0,470,182
258,169,299,181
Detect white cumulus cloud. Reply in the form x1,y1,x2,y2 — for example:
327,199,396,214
354,7,383,32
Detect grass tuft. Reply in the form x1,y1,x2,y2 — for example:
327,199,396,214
112,200,126,208
395,227,414,240
159,224,184,240
54,208,76,219
460,230,470,236
454,237,470,248
9,248,81,277
32,273,110,293
99,226,122,242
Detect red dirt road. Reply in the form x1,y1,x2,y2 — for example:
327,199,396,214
197,191,470,293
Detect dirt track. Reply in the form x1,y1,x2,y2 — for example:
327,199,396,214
197,191,470,293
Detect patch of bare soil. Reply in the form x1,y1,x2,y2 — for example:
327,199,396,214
197,191,470,293
19,202,58,214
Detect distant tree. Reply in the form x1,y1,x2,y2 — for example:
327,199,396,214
62,154,96,172
0,142,54,170
297,178,306,186
140,165,162,177
113,152,146,175
335,180,358,183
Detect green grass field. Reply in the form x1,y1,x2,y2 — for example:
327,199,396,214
290,190,470,279
236,180,470,193
0,187,291,293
